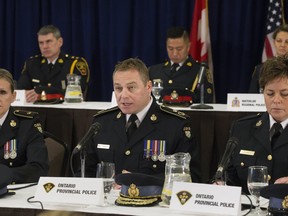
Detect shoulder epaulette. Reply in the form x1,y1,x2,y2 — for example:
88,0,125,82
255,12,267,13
93,106,119,117
64,54,80,60
164,60,169,67
235,113,262,123
13,110,39,119
160,105,189,119
28,55,42,60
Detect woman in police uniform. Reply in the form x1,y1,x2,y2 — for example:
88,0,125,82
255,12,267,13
0,68,48,184
226,55,288,194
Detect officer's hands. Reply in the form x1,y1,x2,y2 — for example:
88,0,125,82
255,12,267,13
25,89,39,103
274,176,288,184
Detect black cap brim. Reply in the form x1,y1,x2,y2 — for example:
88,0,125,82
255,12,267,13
260,184,288,199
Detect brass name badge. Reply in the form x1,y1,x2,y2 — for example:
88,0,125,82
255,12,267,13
239,150,255,156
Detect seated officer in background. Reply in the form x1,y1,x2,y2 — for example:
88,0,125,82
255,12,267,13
224,55,288,194
149,26,214,104
0,68,49,184
83,58,201,182
249,24,288,93
17,25,90,103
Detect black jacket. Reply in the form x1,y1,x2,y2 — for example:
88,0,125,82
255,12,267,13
0,107,49,183
84,100,202,183
226,112,288,194
149,56,214,103
17,52,90,97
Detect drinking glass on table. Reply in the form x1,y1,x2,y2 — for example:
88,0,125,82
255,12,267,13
152,79,163,103
96,162,115,205
247,166,268,215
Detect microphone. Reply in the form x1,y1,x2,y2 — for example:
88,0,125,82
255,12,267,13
215,137,239,180
72,122,101,154
197,62,208,88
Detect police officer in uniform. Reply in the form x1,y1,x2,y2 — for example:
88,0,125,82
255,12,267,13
0,68,49,184
83,58,201,183
149,26,214,103
17,25,90,102
225,55,288,194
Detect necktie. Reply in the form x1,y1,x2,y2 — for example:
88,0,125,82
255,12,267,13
170,63,179,75
270,122,283,148
126,114,138,141
49,63,54,72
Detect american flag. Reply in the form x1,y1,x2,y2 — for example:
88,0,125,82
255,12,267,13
262,0,284,62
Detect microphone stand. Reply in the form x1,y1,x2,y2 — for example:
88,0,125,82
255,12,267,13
80,147,87,178
190,83,213,109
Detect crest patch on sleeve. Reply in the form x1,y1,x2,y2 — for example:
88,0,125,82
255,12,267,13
183,126,192,139
76,61,87,75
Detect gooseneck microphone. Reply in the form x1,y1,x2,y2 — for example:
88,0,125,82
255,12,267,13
215,137,239,180
197,62,208,88
72,122,101,155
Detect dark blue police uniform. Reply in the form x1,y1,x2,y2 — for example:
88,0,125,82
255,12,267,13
84,99,201,183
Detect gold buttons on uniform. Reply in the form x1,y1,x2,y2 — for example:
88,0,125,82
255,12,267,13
168,80,173,84
240,162,244,166
153,164,157,168
125,150,131,156
267,155,272,161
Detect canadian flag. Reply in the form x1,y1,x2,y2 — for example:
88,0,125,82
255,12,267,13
189,0,213,74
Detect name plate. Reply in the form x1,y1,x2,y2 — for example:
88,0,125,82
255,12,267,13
170,182,241,215
12,90,26,106
35,177,104,206
227,93,266,112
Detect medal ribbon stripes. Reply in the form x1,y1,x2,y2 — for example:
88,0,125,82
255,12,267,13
4,139,17,159
144,140,166,161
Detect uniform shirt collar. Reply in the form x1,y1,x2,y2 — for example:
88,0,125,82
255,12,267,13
170,56,188,67
47,58,58,65
0,110,10,126
126,96,153,126
269,115,288,130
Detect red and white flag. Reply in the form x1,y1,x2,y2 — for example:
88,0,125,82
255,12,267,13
189,0,213,80
262,0,284,62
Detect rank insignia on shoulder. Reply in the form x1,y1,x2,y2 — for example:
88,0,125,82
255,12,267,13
76,61,87,75
160,105,189,119
13,110,38,119
93,106,119,118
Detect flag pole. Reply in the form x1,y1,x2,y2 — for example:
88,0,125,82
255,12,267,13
281,0,285,24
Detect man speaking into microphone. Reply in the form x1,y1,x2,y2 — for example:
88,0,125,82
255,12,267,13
78,58,201,182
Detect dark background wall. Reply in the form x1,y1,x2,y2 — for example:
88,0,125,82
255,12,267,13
0,0,287,103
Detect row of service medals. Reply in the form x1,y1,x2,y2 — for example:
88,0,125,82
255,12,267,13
4,140,17,159
144,140,166,162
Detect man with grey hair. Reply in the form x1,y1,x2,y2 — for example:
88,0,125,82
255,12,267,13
18,25,90,102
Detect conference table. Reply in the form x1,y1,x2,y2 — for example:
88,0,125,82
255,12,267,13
13,102,261,182
0,183,267,216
